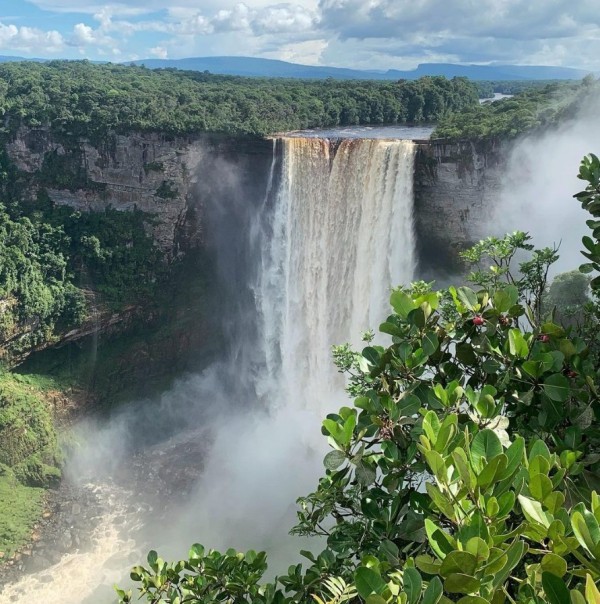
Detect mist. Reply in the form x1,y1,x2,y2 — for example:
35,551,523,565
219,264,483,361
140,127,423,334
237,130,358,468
488,94,600,275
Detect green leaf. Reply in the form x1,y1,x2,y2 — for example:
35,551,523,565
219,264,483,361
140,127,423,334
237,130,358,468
471,429,503,470
571,511,600,557
423,410,441,443
421,576,443,604
425,519,456,559
426,483,455,521
452,448,475,490
501,437,525,479
423,332,440,356
541,553,567,578
400,394,422,417
324,450,346,471
542,571,571,604
355,567,387,599
543,373,570,403
585,574,600,604
416,555,442,576
518,495,551,528
356,461,377,486
457,287,479,311
493,285,518,313
444,574,481,594
440,551,477,578
456,598,489,604
366,596,387,604
477,454,507,489
188,544,204,561
466,537,490,562
530,474,554,502
391,291,417,318
404,567,423,604
507,329,529,358
491,540,527,589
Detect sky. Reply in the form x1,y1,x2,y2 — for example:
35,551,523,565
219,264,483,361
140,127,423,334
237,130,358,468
0,0,599,70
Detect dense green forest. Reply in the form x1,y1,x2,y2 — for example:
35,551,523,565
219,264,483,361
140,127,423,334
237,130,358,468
0,61,478,137
0,197,165,360
434,76,598,140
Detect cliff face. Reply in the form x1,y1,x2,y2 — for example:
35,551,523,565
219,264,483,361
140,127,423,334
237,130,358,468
1,128,274,366
2,127,505,366
5,128,274,256
413,139,506,276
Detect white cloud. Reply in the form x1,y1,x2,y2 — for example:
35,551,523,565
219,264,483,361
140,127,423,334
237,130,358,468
150,45,168,59
0,21,64,53
11,0,600,69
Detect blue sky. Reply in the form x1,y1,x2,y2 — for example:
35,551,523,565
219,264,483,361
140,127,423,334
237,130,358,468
0,0,598,70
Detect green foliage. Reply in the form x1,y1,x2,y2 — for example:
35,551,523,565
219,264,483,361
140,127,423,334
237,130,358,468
155,180,179,200
0,369,61,487
0,61,478,138
475,80,567,99
119,156,600,604
0,468,44,557
575,153,600,290
0,203,87,357
434,79,599,140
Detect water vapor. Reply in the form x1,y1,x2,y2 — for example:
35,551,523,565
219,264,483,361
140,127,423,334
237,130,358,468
489,92,600,275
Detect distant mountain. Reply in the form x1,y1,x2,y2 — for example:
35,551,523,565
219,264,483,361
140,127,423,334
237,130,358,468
0,54,591,81
0,55,45,63
131,56,592,81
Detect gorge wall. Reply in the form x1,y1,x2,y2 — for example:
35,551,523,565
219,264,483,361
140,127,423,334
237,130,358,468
414,139,505,277
1,128,506,366
4,128,505,264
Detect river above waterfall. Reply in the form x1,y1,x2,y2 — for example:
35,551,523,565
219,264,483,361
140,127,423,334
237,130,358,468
284,124,435,140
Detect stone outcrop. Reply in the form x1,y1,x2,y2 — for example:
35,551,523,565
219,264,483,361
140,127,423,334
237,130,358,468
413,139,506,276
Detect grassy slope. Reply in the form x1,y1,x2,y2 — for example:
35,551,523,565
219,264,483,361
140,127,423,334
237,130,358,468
0,370,68,556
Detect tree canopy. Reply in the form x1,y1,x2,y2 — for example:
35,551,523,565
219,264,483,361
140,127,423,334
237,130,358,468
0,61,478,138
434,78,599,140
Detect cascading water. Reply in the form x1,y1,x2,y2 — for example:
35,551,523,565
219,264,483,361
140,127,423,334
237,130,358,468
0,134,418,603
257,137,416,410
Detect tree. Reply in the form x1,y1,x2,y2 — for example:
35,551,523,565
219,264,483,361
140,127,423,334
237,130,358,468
117,156,600,604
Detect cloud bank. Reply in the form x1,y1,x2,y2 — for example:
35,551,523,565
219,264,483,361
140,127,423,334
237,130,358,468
0,0,596,70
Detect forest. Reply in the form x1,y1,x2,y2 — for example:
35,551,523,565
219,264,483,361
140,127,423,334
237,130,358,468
0,61,478,138
434,77,599,140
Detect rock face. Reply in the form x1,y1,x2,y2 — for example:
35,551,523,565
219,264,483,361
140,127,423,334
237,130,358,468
414,139,506,277
5,128,275,256
2,127,506,363
5,127,505,270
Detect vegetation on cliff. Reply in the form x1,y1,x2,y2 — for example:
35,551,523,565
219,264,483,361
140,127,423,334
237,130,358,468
118,156,600,604
434,77,598,140
0,61,478,137
0,370,67,556
0,197,168,361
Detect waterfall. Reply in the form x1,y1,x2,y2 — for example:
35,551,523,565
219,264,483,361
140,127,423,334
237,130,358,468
256,137,417,411
0,134,418,602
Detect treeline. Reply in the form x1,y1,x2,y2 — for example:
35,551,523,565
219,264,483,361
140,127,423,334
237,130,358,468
475,80,566,98
434,76,599,140
0,61,478,137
